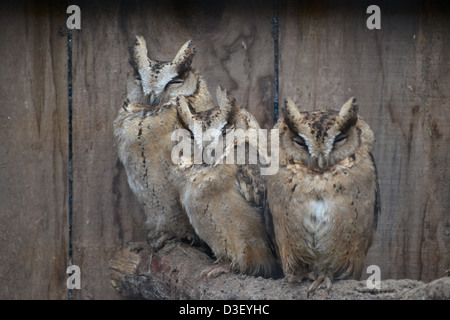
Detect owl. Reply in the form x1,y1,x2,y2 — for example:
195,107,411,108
114,36,215,251
267,97,380,294
171,87,278,277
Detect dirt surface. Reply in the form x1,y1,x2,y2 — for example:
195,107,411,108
110,242,450,300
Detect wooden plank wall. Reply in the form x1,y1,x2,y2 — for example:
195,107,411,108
0,0,448,299
0,1,68,299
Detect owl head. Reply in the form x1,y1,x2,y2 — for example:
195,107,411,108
176,86,237,165
278,97,374,172
130,36,197,106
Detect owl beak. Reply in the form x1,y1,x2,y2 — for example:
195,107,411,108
317,154,327,171
149,93,156,105
148,90,161,106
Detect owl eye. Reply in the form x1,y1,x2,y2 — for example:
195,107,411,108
293,136,307,149
167,78,184,86
333,133,348,146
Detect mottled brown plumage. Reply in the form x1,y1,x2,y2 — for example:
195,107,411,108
114,37,214,250
114,36,277,277
267,97,380,293
171,88,278,277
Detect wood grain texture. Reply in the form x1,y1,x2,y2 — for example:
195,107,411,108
71,0,274,299
0,1,68,299
279,0,450,281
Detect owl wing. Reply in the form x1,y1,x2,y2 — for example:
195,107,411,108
233,108,281,266
370,153,381,230
236,163,266,207
236,164,280,269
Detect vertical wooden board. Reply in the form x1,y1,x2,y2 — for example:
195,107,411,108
279,0,450,281
0,1,68,299
71,2,146,300
71,0,274,299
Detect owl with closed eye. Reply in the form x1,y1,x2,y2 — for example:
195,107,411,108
266,97,380,294
170,88,278,278
114,36,215,251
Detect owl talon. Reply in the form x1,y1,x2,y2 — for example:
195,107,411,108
286,273,304,283
307,275,333,298
147,233,173,253
184,232,198,246
200,264,231,278
307,272,317,281
307,275,324,297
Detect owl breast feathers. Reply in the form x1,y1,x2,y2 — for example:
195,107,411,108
266,97,380,293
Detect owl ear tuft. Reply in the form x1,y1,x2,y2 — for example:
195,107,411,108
283,98,302,130
176,96,195,129
172,40,196,74
338,97,358,125
131,36,156,70
216,86,237,124
131,35,160,97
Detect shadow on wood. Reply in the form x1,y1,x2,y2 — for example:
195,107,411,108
110,242,450,300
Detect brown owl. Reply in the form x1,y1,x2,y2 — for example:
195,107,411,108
267,97,380,294
114,36,215,251
171,87,278,277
